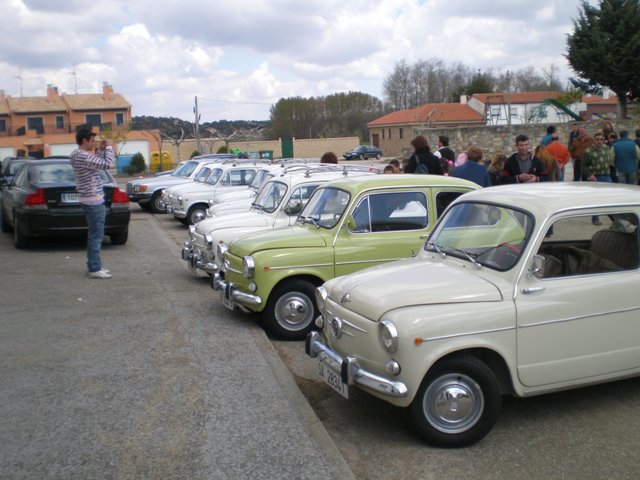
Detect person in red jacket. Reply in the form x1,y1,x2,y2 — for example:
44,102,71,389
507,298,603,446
546,134,571,181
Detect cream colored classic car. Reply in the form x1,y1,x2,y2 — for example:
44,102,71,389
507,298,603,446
306,182,640,447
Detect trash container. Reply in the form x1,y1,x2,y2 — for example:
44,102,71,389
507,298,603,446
117,154,133,174
259,150,273,160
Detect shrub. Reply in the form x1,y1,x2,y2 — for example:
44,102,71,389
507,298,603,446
217,145,228,153
190,150,201,159
125,152,146,175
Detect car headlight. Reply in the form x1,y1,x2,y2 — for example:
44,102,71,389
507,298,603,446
135,185,147,193
242,256,255,278
217,242,228,259
205,234,213,249
378,320,398,353
315,286,328,313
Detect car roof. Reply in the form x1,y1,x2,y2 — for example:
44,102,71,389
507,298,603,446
24,159,71,166
319,173,479,193
454,182,640,216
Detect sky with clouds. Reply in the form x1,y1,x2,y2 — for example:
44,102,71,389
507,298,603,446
1,0,589,122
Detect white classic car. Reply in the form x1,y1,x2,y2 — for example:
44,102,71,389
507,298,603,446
181,164,378,275
205,162,327,219
306,182,640,447
163,159,269,225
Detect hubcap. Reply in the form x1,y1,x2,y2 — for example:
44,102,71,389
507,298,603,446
191,209,206,224
423,373,484,434
275,293,313,331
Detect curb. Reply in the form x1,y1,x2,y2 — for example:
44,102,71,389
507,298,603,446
251,328,356,480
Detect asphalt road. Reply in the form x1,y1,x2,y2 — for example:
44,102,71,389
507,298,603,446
3,184,640,480
0,207,352,480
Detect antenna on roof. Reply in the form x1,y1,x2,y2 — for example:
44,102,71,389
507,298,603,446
15,67,23,97
69,64,78,94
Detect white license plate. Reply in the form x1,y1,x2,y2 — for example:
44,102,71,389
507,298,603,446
219,288,235,311
60,193,79,203
318,357,348,399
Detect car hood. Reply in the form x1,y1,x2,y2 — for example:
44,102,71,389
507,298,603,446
196,211,271,234
229,226,326,256
129,176,193,188
170,182,213,195
326,258,502,318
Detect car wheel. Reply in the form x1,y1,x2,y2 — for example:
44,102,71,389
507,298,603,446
186,204,207,225
407,356,501,448
139,202,152,212
150,191,166,213
0,207,12,233
13,214,30,249
109,229,128,245
264,279,318,340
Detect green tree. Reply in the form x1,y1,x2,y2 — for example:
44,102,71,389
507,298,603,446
567,0,640,118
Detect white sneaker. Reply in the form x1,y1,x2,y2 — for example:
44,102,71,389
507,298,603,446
88,269,112,279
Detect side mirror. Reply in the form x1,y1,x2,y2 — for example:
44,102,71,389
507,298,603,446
531,254,545,277
284,200,302,216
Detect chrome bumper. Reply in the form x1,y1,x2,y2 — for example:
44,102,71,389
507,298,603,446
305,331,408,398
181,241,218,274
212,273,262,306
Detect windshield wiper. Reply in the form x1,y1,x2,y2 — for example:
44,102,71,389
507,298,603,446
444,246,482,269
299,215,320,228
426,241,445,257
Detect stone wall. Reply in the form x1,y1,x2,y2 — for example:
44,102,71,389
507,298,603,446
160,136,360,164
399,119,640,161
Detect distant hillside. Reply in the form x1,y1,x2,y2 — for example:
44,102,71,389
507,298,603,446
131,116,270,138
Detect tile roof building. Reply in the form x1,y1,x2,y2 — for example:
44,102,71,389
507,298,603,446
0,83,153,161
366,91,620,157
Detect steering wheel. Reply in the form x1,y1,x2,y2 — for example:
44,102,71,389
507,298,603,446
497,242,521,255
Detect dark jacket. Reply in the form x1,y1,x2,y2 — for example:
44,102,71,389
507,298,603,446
405,148,443,175
501,153,547,184
613,138,639,173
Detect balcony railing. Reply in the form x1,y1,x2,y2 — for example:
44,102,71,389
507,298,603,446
0,121,126,137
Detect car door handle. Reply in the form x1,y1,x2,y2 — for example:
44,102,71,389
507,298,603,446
522,287,545,294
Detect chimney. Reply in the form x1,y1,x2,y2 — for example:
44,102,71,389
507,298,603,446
460,94,468,104
602,88,610,100
102,82,113,99
47,84,59,100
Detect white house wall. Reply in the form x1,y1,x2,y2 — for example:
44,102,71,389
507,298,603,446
118,140,150,164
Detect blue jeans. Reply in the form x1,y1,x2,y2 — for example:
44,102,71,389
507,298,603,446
591,176,611,223
82,203,106,272
617,171,638,185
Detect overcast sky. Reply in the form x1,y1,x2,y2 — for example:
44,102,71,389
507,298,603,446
1,0,588,122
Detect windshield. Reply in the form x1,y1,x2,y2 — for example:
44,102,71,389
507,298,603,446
173,160,198,177
297,187,350,229
250,170,273,189
205,168,223,185
253,180,288,213
426,202,534,271
3,160,27,175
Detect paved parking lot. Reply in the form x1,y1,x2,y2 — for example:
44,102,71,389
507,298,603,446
2,194,640,479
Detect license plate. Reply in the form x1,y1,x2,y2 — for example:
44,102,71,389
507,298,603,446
60,193,79,203
219,287,235,311
318,357,348,399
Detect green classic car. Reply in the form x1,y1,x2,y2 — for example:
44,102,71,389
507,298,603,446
213,174,479,339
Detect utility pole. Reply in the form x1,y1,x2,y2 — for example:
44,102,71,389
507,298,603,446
15,68,23,97
70,64,78,94
193,96,202,153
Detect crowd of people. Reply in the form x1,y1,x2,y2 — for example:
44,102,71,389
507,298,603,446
380,125,640,193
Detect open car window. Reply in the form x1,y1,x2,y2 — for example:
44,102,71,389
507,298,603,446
533,213,639,278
